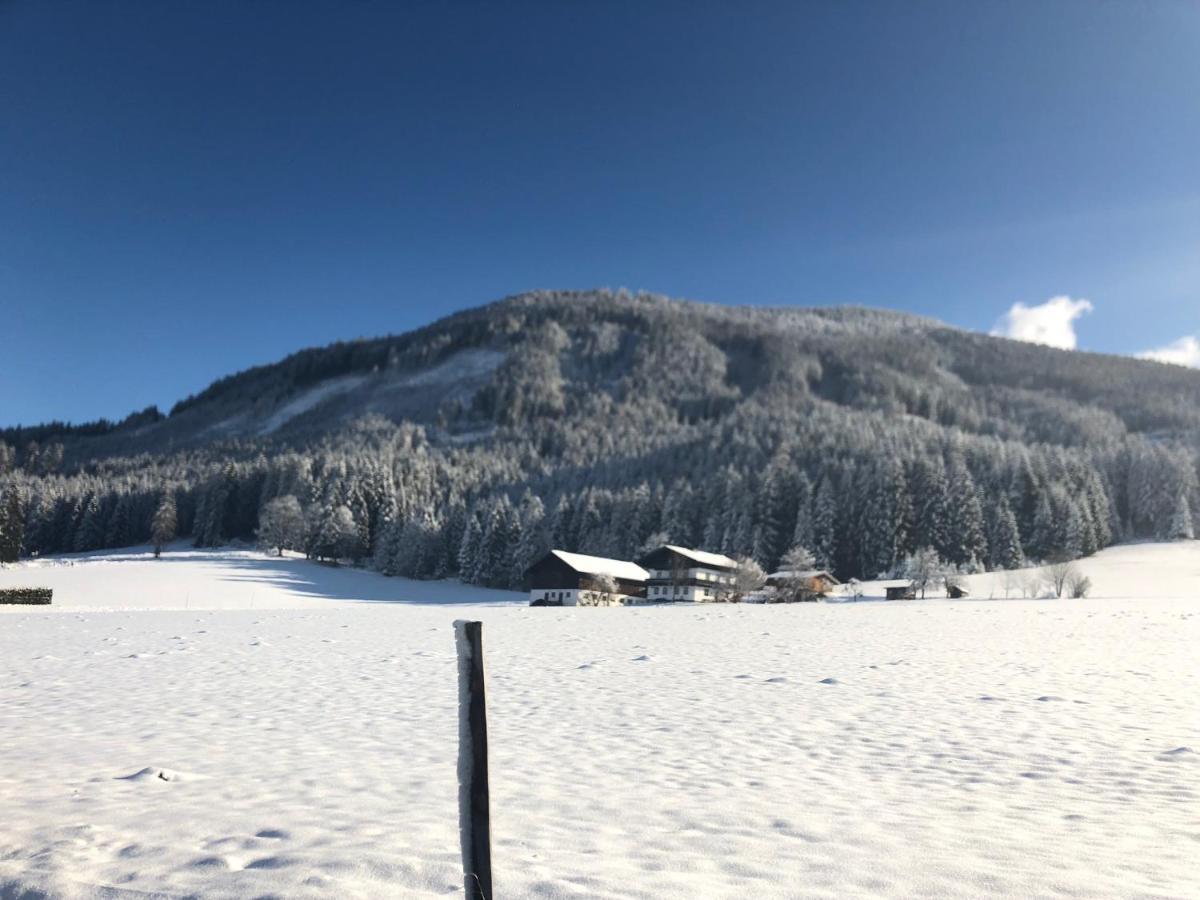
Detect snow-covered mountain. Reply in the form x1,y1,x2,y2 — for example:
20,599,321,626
3,290,1199,582
10,289,1200,458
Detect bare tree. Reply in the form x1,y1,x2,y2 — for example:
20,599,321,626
584,573,618,606
258,495,305,557
1066,572,1092,599
150,492,177,559
775,545,820,602
999,568,1023,599
1044,558,1078,599
669,553,690,600
732,557,766,602
902,547,945,598
637,530,670,557
780,544,815,572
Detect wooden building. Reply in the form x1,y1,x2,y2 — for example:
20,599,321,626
637,545,739,603
764,568,841,601
524,550,650,607
878,580,916,601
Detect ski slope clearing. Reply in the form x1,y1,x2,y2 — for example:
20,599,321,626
0,546,1197,899
0,546,525,610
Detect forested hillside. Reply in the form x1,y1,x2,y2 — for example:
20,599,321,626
2,290,1198,584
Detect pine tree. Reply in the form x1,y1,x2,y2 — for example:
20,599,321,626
510,492,548,587
74,494,106,552
945,454,987,567
457,508,485,584
105,495,132,548
0,486,23,562
1169,494,1195,540
811,477,837,570
151,492,178,558
987,495,1023,571
910,457,951,559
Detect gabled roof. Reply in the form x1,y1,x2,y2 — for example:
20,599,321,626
766,569,840,584
875,579,914,589
550,550,649,582
661,545,739,570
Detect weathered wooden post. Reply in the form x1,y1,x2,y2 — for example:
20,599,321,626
454,620,492,900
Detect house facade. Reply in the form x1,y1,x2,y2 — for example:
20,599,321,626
636,544,739,603
524,550,651,607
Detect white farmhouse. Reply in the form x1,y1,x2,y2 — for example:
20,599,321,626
524,549,651,606
636,544,739,602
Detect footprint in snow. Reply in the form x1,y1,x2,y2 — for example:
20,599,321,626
1158,746,1194,760
817,677,839,685
632,655,651,662
190,855,230,869
1035,695,1064,702
244,855,296,870
117,767,200,783
765,676,788,683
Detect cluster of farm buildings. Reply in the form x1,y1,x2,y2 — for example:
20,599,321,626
524,544,844,606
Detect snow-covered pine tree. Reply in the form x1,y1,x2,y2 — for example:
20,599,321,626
74,493,106,552
151,491,178,558
909,456,951,560
944,453,987,568
986,494,1023,571
457,507,485,584
811,476,837,570
0,485,23,562
1169,494,1195,540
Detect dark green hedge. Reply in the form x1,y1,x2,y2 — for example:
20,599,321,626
0,588,53,605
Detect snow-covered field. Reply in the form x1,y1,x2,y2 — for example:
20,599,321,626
1,546,1197,899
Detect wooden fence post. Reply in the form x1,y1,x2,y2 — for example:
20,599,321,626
455,620,492,900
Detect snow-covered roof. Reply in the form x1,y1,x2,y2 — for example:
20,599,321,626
766,569,839,584
663,545,739,570
875,580,913,589
551,550,649,582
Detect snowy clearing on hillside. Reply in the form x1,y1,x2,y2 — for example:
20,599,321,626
1,545,1198,899
258,374,370,435
390,347,505,388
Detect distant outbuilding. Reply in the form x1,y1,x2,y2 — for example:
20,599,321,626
765,569,840,601
878,580,916,601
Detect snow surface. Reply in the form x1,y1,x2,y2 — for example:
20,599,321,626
550,549,649,583
0,546,525,611
662,544,739,570
389,348,505,389
258,374,370,435
1,544,1198,899
847,540,1200,602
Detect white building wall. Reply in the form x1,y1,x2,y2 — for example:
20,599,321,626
529,588,651,607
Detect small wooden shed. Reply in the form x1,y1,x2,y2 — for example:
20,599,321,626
879,580,916,601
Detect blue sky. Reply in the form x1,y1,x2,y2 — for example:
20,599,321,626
2,1,1198,426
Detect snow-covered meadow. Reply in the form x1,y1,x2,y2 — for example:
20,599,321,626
2,546,1198,899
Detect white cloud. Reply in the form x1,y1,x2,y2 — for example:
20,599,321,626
1137,335,1200,369
991,296,1093,350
